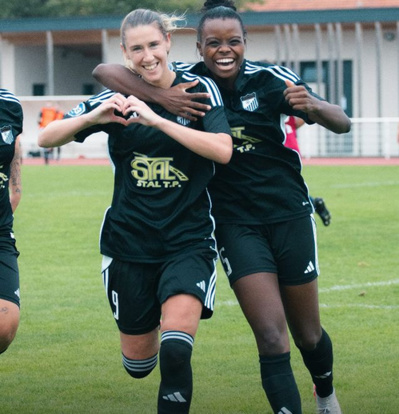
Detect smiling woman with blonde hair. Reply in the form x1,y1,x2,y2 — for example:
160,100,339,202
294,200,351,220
39,8,232,414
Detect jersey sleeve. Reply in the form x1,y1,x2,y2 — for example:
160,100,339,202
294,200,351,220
64,89,116,142
0,90,23,141
184,73,231,135
202,78,231,135
203,105,231,135
262,64,324,125
173,61,207,77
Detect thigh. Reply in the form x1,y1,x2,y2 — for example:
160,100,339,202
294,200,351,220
120,327,159,359
233,273,290,354
216,224,277,286
101,256,161,335
161,294,203,338
280,279,322,349
0,298,20,348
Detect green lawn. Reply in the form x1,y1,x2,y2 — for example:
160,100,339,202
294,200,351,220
1,164,398,413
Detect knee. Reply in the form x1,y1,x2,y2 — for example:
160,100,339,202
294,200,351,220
122,353,158,379
293,329,322,351
160,332,193,365
0,307,20,353
0,326,18,353
255,327,289,355
159,331,194,373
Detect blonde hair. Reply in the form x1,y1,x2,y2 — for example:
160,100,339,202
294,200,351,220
120,9,186,49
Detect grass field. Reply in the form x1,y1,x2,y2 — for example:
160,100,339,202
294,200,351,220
1,163,398,413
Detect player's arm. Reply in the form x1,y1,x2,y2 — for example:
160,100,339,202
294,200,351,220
9,135,22,213
93,63,211,120
284,80,351,134
38,94,128,148
123,95,232,164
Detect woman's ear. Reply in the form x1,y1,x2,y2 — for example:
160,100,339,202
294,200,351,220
166,33,171,54
120,42,127,60
120,42,134,71
196,41,203,57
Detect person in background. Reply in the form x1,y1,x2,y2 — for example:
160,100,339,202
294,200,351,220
285,115,331,226
0,89,23,355
38,102,63,163
39,8,232,414
92,1,351,413
54,108,64,160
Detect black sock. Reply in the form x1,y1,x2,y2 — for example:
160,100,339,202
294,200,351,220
157,331,194,414
259,352,302,413
122,353,158,378
298,328,334,398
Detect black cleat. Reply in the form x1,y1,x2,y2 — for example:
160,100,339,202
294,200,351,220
313,197,331,226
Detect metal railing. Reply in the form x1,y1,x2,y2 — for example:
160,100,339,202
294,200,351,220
298,118,399,159
20,96,399,160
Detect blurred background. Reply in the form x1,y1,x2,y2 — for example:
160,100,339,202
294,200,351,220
1,0,398,159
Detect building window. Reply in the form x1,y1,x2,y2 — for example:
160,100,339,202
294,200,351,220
300,60,352,118
33,84,45,96
82,84,94,95
300,62,328,83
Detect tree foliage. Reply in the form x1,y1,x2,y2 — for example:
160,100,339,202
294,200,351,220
0,0,264,19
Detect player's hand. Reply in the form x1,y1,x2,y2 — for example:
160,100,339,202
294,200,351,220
161,80,211,121
88,93,129,126
283,79,321,113
123,95,160,127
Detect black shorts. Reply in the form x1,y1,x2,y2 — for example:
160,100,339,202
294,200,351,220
216,215,319,287
0,234,20,307
101,245,218,335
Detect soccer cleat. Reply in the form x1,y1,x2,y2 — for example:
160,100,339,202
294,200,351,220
313,197,331,226
314,387,342,414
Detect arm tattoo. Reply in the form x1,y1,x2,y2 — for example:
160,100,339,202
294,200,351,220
9,136,22,212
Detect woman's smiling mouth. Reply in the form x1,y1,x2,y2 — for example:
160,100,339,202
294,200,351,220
216,58,235,67
143,62,159,71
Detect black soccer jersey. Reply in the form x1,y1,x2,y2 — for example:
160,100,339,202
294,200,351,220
174,60,321,225
66,71,231,262
0,90,23,235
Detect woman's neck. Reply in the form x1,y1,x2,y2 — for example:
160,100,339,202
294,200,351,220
151,69,176,89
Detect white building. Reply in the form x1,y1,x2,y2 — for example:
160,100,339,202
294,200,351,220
1,5,398,158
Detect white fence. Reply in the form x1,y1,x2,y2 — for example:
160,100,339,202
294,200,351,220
19,96,399,160
298,118,399,159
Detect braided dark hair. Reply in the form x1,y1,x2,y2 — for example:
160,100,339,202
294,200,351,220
201,0,237,12
197,0,246,42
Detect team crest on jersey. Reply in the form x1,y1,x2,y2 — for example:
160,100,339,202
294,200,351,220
177,116,190,126
240,92,259,112
68,102,86,117
0,126,14,145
